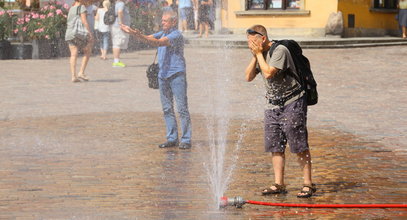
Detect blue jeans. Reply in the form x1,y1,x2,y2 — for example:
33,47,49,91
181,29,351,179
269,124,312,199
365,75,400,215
159,73,192,144
98,31,110,51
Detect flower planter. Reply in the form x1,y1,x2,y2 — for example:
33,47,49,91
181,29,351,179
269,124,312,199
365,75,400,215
31,39,54,59
56,38,69,57
10,43,32,60
0,40,11,60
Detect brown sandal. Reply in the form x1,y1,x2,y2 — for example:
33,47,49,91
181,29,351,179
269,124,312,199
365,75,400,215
297,184,316,198
78,74,89,81
261,183,287,195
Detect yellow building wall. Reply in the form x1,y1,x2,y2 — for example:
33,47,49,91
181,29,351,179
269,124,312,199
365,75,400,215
338,0,398,29
170,0,398,36
222,0,338,34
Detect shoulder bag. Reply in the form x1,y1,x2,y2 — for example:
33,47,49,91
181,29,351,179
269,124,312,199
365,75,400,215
146,50,159,89
73,5,88,41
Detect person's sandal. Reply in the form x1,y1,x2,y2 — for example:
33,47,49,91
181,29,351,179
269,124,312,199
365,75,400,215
261,183,287,195
78,74,89,81
297,184,317,198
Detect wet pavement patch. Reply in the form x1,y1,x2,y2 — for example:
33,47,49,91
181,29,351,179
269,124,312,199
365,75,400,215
0,112,406,219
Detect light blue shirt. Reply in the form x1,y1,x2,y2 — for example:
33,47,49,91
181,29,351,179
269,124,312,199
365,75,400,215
153,29,186,79
178,0,193,8
86,5,97,32
113,1,130,26
97,8,109,33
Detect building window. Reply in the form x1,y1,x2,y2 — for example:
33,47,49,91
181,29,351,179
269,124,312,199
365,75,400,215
373,0,397,9
247,0,301,10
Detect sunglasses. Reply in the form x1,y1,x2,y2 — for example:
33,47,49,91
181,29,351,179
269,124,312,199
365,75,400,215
246,29,264,36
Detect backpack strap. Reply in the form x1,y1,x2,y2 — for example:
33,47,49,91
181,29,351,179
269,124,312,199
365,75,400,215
76,5,82,16
152,50,158,64
268,40,280,58
269,40,303,87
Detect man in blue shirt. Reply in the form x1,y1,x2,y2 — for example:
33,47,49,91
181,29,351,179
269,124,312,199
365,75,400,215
120,10,192,149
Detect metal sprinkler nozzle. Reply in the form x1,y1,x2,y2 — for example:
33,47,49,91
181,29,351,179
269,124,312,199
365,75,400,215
219,196,246,208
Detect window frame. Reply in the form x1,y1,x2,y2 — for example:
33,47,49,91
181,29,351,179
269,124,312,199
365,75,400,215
370,0,398,13
246,0,302,11
372,0,398,9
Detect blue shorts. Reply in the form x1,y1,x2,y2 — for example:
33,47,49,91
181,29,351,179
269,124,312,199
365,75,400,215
179,7,193,21
264,96,309,153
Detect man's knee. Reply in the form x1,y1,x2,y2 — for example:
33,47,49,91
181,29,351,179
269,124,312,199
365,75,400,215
177,107,190,118
272,152,285,157
162,105,174,115
296,149,311,158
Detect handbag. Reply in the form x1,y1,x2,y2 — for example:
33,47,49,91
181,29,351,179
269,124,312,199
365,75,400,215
146,50,159,89
73,5,88,41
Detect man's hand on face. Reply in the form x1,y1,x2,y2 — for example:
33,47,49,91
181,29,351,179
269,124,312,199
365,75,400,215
247,39,256,56
249,38,263,55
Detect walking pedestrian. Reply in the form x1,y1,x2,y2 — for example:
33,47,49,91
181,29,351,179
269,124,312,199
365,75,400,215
65,0,96,82
178,0,194,32
398,0,407,39
197,0,212,38
111,0,130,67
161,1,173,13
244,25,316,198
120,10,192,149
95,0,111,60
86,2,98,34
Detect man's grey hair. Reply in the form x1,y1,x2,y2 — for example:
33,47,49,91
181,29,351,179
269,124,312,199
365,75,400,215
163,10,178,21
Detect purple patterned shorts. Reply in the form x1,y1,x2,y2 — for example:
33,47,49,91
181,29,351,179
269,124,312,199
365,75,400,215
264,96,309,153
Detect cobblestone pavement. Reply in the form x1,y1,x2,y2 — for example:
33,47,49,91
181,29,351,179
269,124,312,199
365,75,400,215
0,46,406,219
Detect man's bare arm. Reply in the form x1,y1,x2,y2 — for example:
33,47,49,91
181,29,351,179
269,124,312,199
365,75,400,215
137,35,171,47
245,56,258,82
121,25,171,47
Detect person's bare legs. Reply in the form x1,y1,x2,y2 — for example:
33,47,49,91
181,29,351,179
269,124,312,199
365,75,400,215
204,22,209,38
402,26,407,39
77,43,92,81
297,150,313,196
194,13,198,30
113,47,121,61
182,19,188,32
198,23,202,37
100,49,107,59
271,152,285,189
68,44,79,82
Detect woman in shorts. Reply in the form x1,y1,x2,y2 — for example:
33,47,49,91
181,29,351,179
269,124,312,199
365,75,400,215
197,0,213,38
65,0,96,82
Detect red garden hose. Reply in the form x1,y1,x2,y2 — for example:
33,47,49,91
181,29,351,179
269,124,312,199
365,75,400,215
220,196,407,209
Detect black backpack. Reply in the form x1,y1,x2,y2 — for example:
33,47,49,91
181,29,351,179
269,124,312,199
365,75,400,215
103,4,116,25
269,39,318,106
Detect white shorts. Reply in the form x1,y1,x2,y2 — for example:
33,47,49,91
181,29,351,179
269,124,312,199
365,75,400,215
111,25,129,50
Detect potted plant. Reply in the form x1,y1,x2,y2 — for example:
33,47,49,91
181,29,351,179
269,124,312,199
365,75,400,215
0,7,15,59
128,1,160,50
14,0,69,59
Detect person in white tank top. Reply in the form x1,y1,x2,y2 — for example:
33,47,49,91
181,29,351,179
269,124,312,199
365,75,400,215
95,0,111,59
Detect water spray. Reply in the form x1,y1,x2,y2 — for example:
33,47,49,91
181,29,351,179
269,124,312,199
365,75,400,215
220,196,407,209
